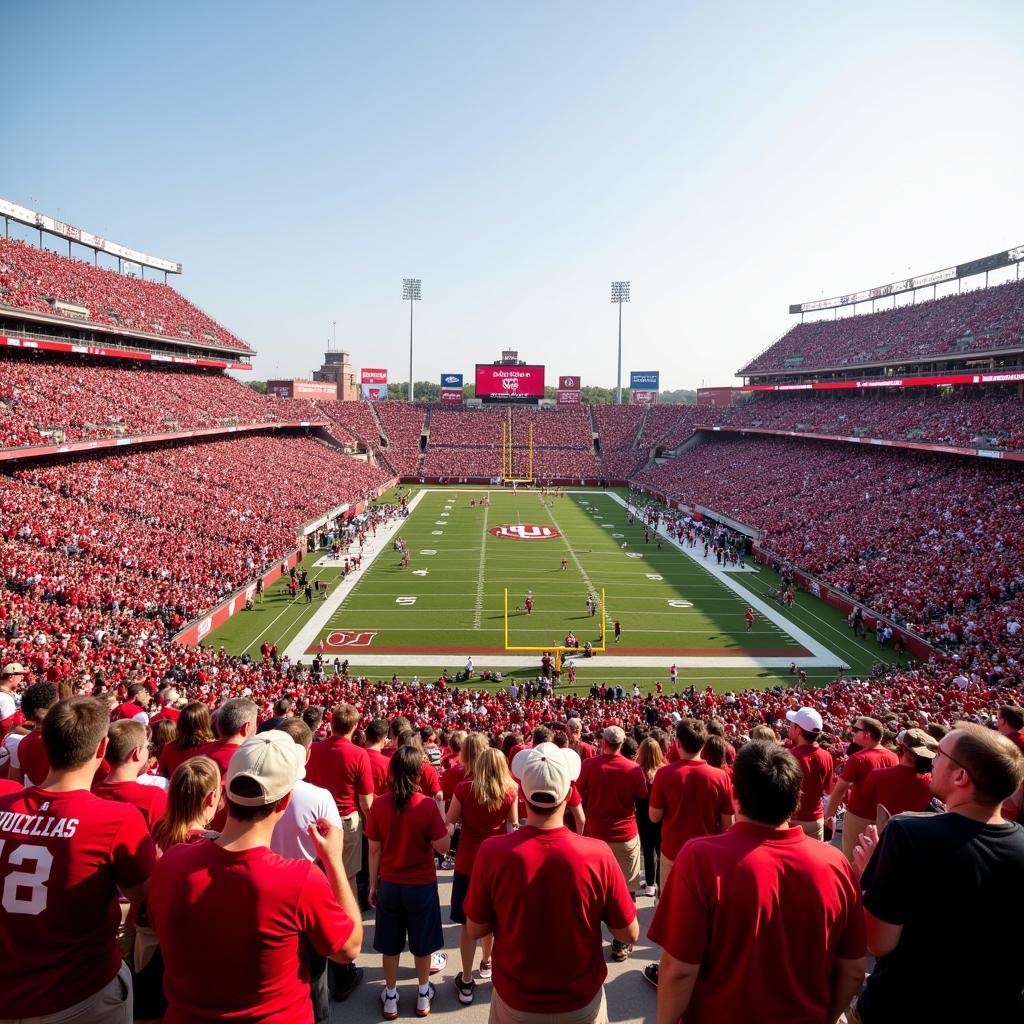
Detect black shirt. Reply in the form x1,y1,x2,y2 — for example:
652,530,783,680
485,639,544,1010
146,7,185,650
859,811,1024,1022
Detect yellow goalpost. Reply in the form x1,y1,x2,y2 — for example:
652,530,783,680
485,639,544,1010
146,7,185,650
503,587,606,672
500,409,534,484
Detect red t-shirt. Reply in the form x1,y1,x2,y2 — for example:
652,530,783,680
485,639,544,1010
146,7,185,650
463,825,636,1013
649,822,866,1024
195,737,244,777
159,739,207,779
387,757,441,798
306,736,373,816
94,778,169,836
149,840,355,1024
441,762,467,803
790,743,834,820
0,778,22,797
112,701,146,722
857,764,932,818
571,741,597,760
366,747,391,796
649,759,734,859
15,727,49,786
452,779,516,874
0,787,155,1018
842,746,900,818
365,792,447,885
576,753,648,842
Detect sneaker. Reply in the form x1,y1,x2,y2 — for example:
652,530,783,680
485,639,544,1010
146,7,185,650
415,982,436,1017
334,964,364,1001
610,940,633,962
441,854,456,870
633,878,648,896
429,951,448,975
644,883,658,898
455,974,476,1005
643,963,659,988
380,988,399,1020
477,958,492,980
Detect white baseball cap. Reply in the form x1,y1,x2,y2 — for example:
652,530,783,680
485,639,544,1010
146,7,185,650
226,732,305,807
785,707,823,733
511,742,581,806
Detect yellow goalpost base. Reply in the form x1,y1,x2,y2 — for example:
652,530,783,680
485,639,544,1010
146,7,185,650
503,589,607,668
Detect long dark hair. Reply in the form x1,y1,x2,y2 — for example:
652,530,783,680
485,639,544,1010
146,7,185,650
391,744,423,812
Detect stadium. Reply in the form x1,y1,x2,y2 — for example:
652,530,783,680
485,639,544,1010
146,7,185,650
3,7,1024,1021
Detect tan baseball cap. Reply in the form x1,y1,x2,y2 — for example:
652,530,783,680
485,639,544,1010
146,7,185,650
898,728,938,760
226,732,305,806
1,663,27,677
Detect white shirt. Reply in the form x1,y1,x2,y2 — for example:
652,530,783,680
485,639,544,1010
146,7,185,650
0,691,17,723
270,778,342,863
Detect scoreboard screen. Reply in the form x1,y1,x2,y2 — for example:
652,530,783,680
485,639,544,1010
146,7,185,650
475,364,545,403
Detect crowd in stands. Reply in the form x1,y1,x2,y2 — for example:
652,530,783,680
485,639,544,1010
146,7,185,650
593,404,646,479
375,402,427,475
0,434,388,691
0,237,249,351
742,277,1024,373
635,435,1024,662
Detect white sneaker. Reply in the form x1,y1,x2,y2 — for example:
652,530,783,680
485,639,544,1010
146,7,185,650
644,883,658,898
633,878,648,896
429,951,448,975
416,982,435,1017
380,988,399,1020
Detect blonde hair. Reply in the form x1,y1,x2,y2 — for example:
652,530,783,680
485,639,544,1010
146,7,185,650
153,756,220,850
470,748,515,812
637,737,665,784
460,732,490,777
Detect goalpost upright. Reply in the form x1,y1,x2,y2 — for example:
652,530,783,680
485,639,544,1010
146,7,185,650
503,587,606,671
501,408,535,484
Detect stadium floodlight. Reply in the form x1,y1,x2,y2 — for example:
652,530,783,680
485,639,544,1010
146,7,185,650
403,278,422,401
611,281,631,404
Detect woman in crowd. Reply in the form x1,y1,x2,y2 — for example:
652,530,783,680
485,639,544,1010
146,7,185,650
636,736,664,898
367,745,450,1019
158,701,214,777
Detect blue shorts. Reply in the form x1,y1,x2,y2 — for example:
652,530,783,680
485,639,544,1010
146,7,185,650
374,881,444,957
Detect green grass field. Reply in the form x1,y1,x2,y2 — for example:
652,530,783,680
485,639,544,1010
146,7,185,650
209,487,903,693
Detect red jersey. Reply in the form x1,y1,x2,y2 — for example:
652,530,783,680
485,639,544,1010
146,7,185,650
452,779,516,874
463,825,636,1013
649,758,734,860
842,746,899,818
858,764,932,818
365,747,391,796
0,787,155,1017
149,840,355,1024
94,778,169,835
365,792,447,885
789,743,834,820
306,735,373,816
576,753,648,842
15,727,49,786
649,822,866,1024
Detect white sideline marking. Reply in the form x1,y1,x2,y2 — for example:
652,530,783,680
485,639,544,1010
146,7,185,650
474,494,489,628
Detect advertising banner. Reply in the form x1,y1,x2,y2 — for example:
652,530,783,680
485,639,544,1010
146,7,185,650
440,373,463,388
475,364,545,403
631,390,658,405
557,389,582,405
361,368,388,385
361,383,387,401
440,389,464,404
558,375,581,390
630,371,660,391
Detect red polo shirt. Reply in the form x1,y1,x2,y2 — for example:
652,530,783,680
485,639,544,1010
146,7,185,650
650,758,734,859
842,746,899,818
307,735,374,817
576,753,647,842
858,763,932,818
790,743,834,821
648,821,866,1024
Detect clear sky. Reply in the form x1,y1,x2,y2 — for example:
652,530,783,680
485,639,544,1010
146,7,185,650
4,1,1023,389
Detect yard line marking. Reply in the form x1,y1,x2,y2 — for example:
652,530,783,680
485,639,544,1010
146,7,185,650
474,494,489,628
542,496,606,620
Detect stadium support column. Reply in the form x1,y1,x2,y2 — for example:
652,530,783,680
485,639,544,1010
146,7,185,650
611,281,630,405
403,278,422,401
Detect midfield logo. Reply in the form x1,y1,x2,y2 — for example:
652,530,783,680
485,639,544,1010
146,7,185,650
324,629,378,648
489,524,561,540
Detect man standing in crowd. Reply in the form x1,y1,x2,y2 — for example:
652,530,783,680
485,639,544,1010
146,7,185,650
94,719,168,835
651,741,866,1024
857,727,937,824
0,661,27,732
149,731,363,1023
112,683,152,723
786,706,833,840
577,725,647,960
0,696,156,1023
996,704,1024,751
464,742,638,1024
7,681,57,785
824,715,897,862
306,703,374,1001
198,696,258,774
566,717,596,760
852,723,1024,1022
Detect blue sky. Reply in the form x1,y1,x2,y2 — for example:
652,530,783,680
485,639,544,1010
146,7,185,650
4,1,1023,388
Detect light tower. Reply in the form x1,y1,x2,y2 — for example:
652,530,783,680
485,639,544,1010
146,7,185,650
611,280,630,404
403,278,422,401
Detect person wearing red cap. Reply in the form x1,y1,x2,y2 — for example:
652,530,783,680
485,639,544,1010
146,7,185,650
464,742,638,1024
785,706,833,841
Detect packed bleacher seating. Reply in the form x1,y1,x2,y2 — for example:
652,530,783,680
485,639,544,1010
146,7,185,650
0,434,388,685
742,277,1024,374
427,407,509,446
593,404,646,479
0,353,284,448
635,435,1024,659
0,237,249,351
512,406,593,448
636,403,702,450
375,401,426,475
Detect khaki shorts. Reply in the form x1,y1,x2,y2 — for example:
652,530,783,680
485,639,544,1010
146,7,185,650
1,960,132,1024
608,835,641,889
659,853,674,892
490,984,608,1024
341,811,363,878
841,811,872,864
793,818,825,841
